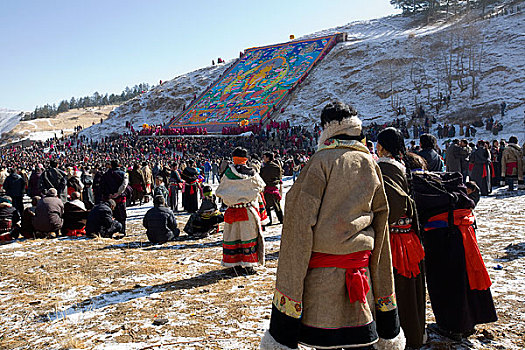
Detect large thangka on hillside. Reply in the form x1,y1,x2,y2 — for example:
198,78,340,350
167,35,340,131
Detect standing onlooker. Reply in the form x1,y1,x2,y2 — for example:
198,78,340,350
490,140,502,186
153,176,169,204
0,167,9,191
181,161,200,213
81,166,95,210
203,159,212,183
216,147,266,273
446,139,463,173
3,168,26,215
39,160,67,202
129,163,146,206
211,160,220,184
168,162,182,212
261,102,403,349
500,136,524,191
418,134,444,172
101,160,129,234
28,164,43,198
469,140,492,196
409,155,497,342
260,152,283,225
376,128,426,349
141,161,154,196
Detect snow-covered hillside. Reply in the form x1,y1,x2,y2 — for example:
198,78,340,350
0,108,24,137
81,2,525,142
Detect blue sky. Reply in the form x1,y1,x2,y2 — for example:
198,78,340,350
0,1,398,111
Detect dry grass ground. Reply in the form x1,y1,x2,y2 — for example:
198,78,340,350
3,105,117,142
0,187,523,349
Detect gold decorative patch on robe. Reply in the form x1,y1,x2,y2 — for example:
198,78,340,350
375,293,397,312
272,288,303,319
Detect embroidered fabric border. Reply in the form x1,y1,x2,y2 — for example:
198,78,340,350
375,293,397,312
223,238,258,264
272,288,303,319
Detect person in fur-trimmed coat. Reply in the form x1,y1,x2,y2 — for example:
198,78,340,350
216,147,267,275
261,102,405,350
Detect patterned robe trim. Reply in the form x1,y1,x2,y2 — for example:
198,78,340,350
223,237,258,265
273,288,303,319
317,138,370,154
375,293,397,312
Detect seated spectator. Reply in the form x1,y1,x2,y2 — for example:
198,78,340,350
0,196,21,241
21,196,39,239
62,191,88,237
33,188,64,238
85,199,123,239
143,195,180,244
184,185,224,238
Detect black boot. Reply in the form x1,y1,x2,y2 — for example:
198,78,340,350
276,210,284,225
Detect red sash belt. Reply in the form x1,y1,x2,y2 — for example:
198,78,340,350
309,250,371,304
264,186,282,201
425,209,492,290
224,207,249,224
114,196,126,204
186,181,198,195
131,184,143,192
390,220,425,278
506,162,517,176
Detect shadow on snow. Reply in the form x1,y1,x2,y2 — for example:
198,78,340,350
40,268,238,322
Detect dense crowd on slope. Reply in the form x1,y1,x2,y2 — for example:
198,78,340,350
0,115,522,243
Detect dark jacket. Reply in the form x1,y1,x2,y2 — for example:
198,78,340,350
181,167,198,183
28,169,42,197
32,195,64,232
102,168,128,199
39,167,68,202
3,173,26,198
143,205,179,243
446,144,468,173
418,148,444,172
0,203,20,225
62,200,88,232
129,168,145,188
81,173,95,209
85,202,116,235
260,161,283,187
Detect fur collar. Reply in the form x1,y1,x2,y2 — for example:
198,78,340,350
67,199,86,211
317,117,362,148
377,157,406,173
228,164,251,179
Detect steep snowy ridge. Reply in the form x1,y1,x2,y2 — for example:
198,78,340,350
81,5,525,142
81,63,231,139
0,108,24,137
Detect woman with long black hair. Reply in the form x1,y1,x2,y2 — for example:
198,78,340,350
376,127,426,349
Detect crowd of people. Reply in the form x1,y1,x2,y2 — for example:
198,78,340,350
261,102,501,350
1,99,524,349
